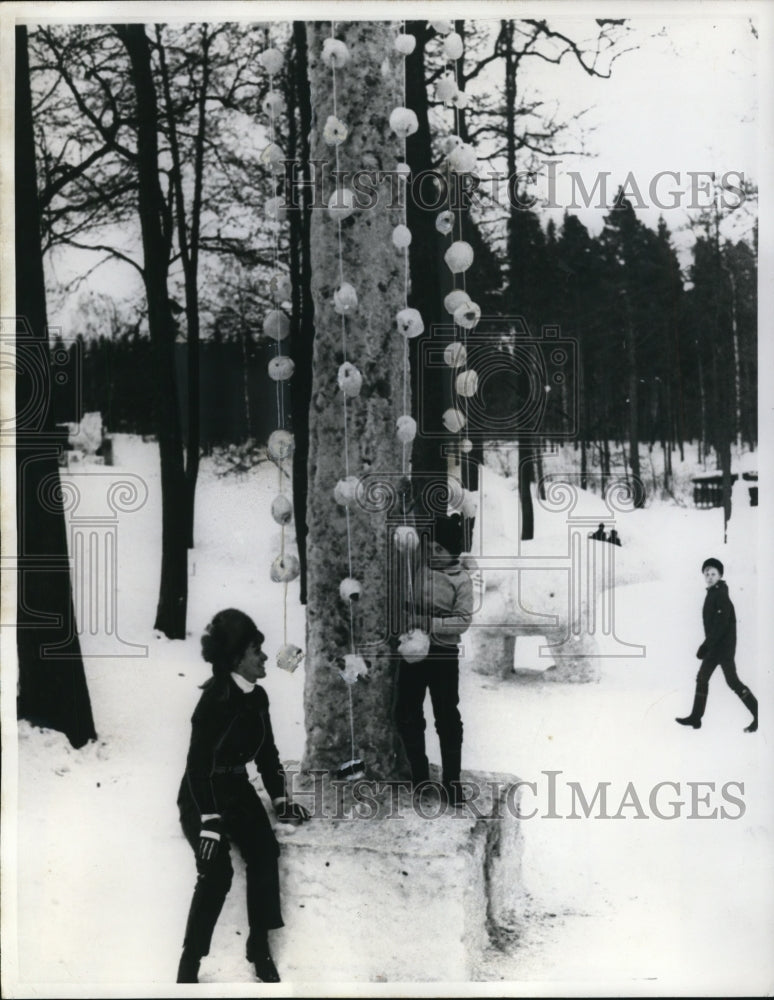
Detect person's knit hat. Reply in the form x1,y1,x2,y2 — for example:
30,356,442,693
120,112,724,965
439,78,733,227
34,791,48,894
701,557,724,576
433,513,465,556
201,608,263,671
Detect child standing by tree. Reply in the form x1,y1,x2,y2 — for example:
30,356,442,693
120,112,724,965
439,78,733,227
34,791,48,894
396,513,474,806
676,558,758,732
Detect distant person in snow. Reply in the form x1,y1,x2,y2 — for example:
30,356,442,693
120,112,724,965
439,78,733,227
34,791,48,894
608,529,622,546
396,513,474,808
675,558,758,733
176,609,310,984
590,523,607,541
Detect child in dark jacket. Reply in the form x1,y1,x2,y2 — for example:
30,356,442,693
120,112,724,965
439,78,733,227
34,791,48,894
396,513,474,806
676,558,758,732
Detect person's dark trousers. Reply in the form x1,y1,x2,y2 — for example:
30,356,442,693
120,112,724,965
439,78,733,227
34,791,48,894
396,644,463,785
178,777,283,964
691,655,758,721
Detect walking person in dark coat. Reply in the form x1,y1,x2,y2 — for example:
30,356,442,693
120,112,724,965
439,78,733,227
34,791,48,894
590,522,607,541
676,558,758,732
176,609,310,984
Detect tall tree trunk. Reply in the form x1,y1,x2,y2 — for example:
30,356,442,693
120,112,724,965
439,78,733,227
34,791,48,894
117,24,188,638
302,22,408,779
622,296,643,506
15,26,96,748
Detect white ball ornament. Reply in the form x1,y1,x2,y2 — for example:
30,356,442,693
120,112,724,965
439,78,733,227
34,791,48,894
276,643,304,673
259,48,284,76
389,107,419,139
444,289,471,315
394,33,416,55
262,92,286,117
456,368,479,398
323,114,349,146
396,415,417,443
436,72,459,104
435,210,455,235
443,32,464,60
271,494,294,525
448,143,477,174
268,355,295,381
337,362,363,398
443,408,466,433
328,188,356,222
452,90,469,110
270,273,292,302
460,438,474,454
265,196,287,222
268,429,295,461
429,20,454,35
341,653,369,685
453,300,481,329
333,282,358,315
322,38,350,69
395,162,411,181
394,525,420,551
334,476,360,507
444,341,467,368
461,491,478,518
260,142,285,172
392,224,412,249
339,577,362,601
441,134,463,155
444,240,474,274
396,308,424,339
263,309,290,340
270,553,300,583
398,629,430,664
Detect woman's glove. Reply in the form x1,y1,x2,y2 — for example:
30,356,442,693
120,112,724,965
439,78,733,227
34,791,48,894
198,817,223,862
273,797,311,824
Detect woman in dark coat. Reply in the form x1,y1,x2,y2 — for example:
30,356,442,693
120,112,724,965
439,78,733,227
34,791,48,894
176,609,309,984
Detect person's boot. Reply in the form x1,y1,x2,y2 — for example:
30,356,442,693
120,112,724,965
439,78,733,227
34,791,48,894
248,932,281,983
676,688,707,729
176,949,201,984
442,780,469,809
739,687,758,732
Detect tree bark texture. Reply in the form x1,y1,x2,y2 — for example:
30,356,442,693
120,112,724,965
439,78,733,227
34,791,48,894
15,26,97,748
302,22,410,779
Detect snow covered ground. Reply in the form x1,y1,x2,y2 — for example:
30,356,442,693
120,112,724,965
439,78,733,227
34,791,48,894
4,436,774,996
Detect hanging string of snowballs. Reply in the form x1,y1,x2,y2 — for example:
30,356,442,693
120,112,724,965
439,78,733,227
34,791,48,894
433,20,478,522
258,32,304,675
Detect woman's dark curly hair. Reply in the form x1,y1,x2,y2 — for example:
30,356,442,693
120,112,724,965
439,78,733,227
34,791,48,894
200,609,264,689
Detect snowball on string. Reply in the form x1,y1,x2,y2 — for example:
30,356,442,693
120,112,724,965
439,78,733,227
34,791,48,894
444,240,474,274
268,355,295,381
337,362,363,398
276,643,304,673
259,142,285,173
394,32,416,55
435,210,455,235
268,429,295,461
339,577,362,601
453,300,481,330
440,135,463,155
262,92,286,117
392,224,412,249
258,47,284,76
270,553,300,583
443,32,464,60
443,408,466,433
444,341,467,368
460,437,474,454
333,282,358,315
323,114,349,146
429,20,454,35
448,143,477,174
461,490,478,518
334,476,360,507
444,289,471,315
393,524,420,551
328,188,357,222
436,72,459,104
389,107,419,139
271,494,294,525
451,90,469,110
396,415,417,443
395,162,411,181
270,273,292,302
265,196,287,222
396,307,424,339
341,653,369,685
322,37,350,68
399,629,430,664
456,369,479,398
263,309,290,340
